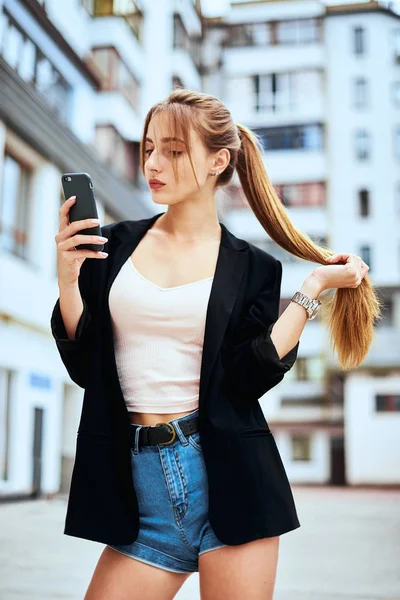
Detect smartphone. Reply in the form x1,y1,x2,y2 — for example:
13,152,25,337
61,172,104,252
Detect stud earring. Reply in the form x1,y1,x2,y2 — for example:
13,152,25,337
210,171,219,176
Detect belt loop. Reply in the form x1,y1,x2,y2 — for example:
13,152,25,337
171,419,189,446
132,425,143,455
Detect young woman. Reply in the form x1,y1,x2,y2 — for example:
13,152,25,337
52,89,380,600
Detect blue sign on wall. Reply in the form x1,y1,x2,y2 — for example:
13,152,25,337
29,373,52,390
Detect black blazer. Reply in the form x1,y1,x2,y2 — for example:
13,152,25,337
50,211,301,546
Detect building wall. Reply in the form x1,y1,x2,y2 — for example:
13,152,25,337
345,373,400,484
203,0,400,486
325,11,400,287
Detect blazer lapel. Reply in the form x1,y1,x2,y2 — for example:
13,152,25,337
103,212,249,417
199,243,248,407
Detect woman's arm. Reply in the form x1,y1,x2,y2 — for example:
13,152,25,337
270,274,322,360
227,252,369,404
270,252,370,360
58,282,85,340
50,257,94,389
226,258,299,403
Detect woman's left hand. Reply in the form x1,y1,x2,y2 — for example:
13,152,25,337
309,253,370,293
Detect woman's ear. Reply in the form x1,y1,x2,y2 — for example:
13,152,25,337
211,148,230,174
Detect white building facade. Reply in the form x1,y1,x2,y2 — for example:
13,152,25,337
1,0,398,500
202,0,400,486
0,0,202,498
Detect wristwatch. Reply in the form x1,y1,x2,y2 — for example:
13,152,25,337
290,291,322,320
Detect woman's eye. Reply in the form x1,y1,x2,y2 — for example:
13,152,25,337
144,149,182,156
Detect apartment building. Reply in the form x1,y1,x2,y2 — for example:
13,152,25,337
202,0,400,486
0,0,202,498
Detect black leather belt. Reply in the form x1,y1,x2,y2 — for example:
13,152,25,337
130,414,199,447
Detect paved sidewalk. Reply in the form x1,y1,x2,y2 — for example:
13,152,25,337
0,486,399,599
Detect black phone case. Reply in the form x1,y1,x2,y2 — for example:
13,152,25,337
61,172,103,252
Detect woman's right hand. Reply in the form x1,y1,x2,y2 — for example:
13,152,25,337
55,195,109,288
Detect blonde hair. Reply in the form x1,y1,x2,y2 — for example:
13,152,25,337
140,88,383,370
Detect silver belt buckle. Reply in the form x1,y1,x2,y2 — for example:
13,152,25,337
155,422,176,445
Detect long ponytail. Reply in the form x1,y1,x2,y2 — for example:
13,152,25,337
235,123,383,370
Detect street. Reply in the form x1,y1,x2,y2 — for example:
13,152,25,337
0,486,399,599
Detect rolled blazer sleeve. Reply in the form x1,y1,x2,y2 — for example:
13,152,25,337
50,256,94,389
227,259,299,401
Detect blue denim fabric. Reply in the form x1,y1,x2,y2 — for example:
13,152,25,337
108,408,227,573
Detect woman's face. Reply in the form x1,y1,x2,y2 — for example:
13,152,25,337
143,112,214,206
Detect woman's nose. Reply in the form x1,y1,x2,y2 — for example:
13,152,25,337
146,150,160,169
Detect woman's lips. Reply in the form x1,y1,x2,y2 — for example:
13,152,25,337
149,182,166,190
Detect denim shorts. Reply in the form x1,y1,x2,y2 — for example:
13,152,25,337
107,408,227,573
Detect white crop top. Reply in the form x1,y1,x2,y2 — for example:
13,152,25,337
108,256,214,413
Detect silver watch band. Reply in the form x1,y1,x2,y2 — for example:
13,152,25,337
290,291,321,320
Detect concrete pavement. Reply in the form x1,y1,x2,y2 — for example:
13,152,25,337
0,486,399,599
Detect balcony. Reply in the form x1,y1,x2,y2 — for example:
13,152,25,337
90,46,140,113
173,13,201,71
93,0,144,43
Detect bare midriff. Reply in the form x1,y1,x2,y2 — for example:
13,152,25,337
129,409,196,427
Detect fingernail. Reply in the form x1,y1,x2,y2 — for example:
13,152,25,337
70,196,76,200
91,219,100,223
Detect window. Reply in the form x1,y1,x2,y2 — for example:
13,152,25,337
91,47,140,111
254,72,293,113
0,10,71,122
254,69,322,113
396,182,400,217
393,29,400,64
355,130,370,160
224,18,320,47
274,182,326,207
0,367,12,481
291,435,312,461
0,152,31,259
378,295,393,327
93,0,143,42
295,358,308,381
395,126,400,159
376,394,400,412
360,245,371,271
1,14,24,70
95,125,140,182
359,189,370,217
354,26,365,56
173,13,200,67
253,124,323,151
354,78,368,108
224,22,272,47
252,22,271,45
282,397,325,407
276,19,319,44
293,356,325,381
393,82,400,107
